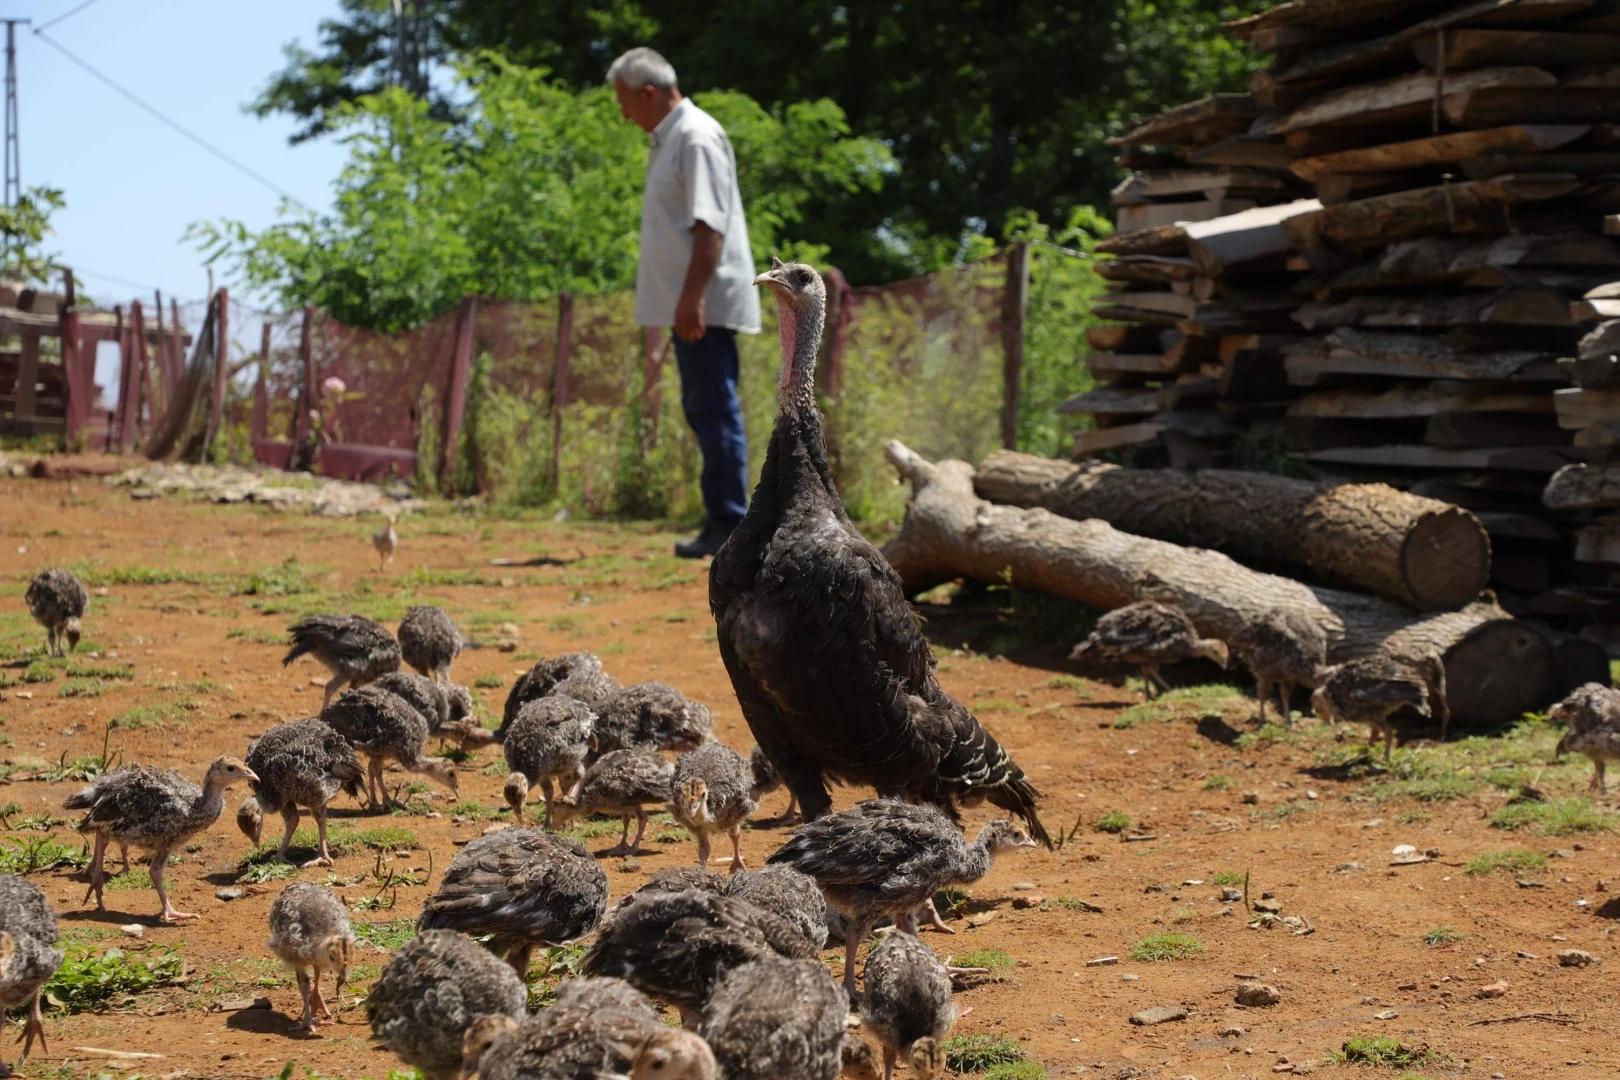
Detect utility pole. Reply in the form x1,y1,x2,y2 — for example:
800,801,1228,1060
3,19,28,208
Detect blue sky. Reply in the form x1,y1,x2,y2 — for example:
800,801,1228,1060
27,0,345,309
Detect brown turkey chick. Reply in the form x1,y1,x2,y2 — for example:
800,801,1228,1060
1312,653,1448,760
1553,682,1620,792
1069,601,1228,699
1233,608,1329,726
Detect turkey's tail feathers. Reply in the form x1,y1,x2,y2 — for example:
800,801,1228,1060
936,707,1052,848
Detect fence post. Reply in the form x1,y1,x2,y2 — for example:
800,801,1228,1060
202,287,230,459
552,291,574,490
150,290,165,415
290,305,316,469
112,304,131,451
441,297,476,491
250,321,270,446
131,301,150,444
59,267,86,447
999,242,1030,452
168,298,184,392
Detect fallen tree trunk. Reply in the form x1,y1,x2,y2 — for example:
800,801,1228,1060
881,442,1568,730
972,450,1489,613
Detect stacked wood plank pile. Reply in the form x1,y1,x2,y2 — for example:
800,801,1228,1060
1067,0,1620,643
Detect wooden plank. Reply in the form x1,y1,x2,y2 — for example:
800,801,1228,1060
1291,383,1553,419
1314,171,1431,204
1257,67,1557,135
1297,287,1581,329
1227,0,1455,40
1574,298,1620,322
1057,386,1161,416
1182,198,1323,275
1111,168,1289,205
14,329,37,419
1415,29,1620,70
1305,444,1577,470
1000,242,1030,451
1544,462,1620,509
1117,197,1257,233
1461,151,1620,180
1575,518,1620,563
1443,88,1620,127
1086,324,1169,352
1284,174,1582,249
1094,256,1198,285
1185,136,1296,169
1094,223,1189,257
1290,125,1588,180
1427,410,1570,448
1086,352,1180,379
1072,422,1167,457
1109,94,1261,148
1555,386,1620,428
1608,214,1620,235
1099,290,1199,318
1091,304,1184,327
1283,327,1556,383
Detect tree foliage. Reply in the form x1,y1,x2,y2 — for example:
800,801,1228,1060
250,0,1269,281
199,56,889,330
0,186,67,287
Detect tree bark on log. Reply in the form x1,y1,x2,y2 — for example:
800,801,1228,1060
970,449,1489,613
881,442,1562,730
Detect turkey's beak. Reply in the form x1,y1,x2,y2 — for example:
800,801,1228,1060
754,268,787,294
243,768,261,784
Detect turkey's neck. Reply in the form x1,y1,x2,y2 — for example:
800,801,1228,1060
775,293,824,418
958,838,994,882
194,776,227,826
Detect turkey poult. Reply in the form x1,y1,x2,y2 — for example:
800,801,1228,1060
267,881,355,1033
1312,653,1449,761
322,685,458,811
551,748,674,856
1552,682,1620,792
749,743,799,825
671,743,758,872
398,604,463,683
1234,609,1329,726
284,614,402,708
25,567,88,658
466,979,716,1080
1069,601,1230,700
366,929,528,1080
710,261,1046,844
0,875,61,1076
64,757,258,922
417,828,608,978
724,864,829,952
501,653,622,738
593,683,714,756
501,697,597,829
374,670,495,752
239,718,366,867
611,866,729,917
373,511,398,572
860,933,955,1080
700,957,851,1080
767,800,1037,999
582,888,816,1026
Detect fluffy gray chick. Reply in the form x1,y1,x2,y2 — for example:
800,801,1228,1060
284,614,402,708
267,881,355,1033
373,671,496,753
25,567,88,657
593,683,714,756
748,743,799,825
365,928,528,1080
398,605,464,683
502,696,596,829
699,957,850,1080
241,718,366,867
551,748,673,855
724,864,829,952
0,874,62,1074
500,653,621,738
671,743,757,872
860,932,955,1080
322,685,458,811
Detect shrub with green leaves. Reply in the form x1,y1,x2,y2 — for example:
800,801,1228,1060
354,919,417,951
1334,1036,1437,1068
357,827,419,853
44,944,185,1011
0,835,89,875
1202,775,1237,791
1129,933,1203,962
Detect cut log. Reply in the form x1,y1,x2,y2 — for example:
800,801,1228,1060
1228,0,1465,40
1426,410,1570,448
1290,125,1589,180
1117,197,1258,233
1607,214,1620,235
1111,169,1291,205
1256,68,1557,136
1284,175,1583,249
1072,422,1166,457
1087,325,1170,352
1443,88,1620,127
1095,223,1190,257
1574,517,1620,563
1057,386,1160,417
884,442,1557,727
1573,298,1620,322
1095,256,1198,285
1315,171,1432,205
1086,352,1182,380
1182,199,1324,275
1295,288,1582,329
1415,30,1620,70
1109,94,1262,148
971,448,1490,612
1304,445,1576,471
1289,384,1552,419
1099,289,1198,319
1186,136,1296,169
1554,386,1620,429
1461,151,1620,180
1544,462,1620,509
1283,328,1557,383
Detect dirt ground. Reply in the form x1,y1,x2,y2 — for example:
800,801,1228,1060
0,473,1615,1080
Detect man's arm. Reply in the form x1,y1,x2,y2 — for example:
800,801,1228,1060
675,221,722,342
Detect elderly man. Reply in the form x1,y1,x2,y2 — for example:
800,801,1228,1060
610,47,761,559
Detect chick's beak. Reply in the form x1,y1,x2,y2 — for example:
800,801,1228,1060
754,268,785,291
243,767,261,784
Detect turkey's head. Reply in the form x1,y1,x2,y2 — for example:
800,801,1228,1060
755,257,826,416
461,1014,519,1079
677,776,711,825
64,615,82,652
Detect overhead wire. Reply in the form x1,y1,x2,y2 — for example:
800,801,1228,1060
35,0,103,34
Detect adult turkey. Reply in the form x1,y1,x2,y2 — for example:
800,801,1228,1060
709,259,1047,845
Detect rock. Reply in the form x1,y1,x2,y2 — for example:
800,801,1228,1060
215,997,271,1012
1012,894,1043,910
1086,956,1119,967
1372,1010,1398,1020
1252,898,1283,914
1516,878,1546,889
119,924,144,939
1220,888,1243,901
965,912,996,928
1129,1006,1189,1026
1558,949,1602,967
1241,792,1260,805
1219,1026,1245,1037
1235,983,1280,1007
214,887,244,902
1425,847,1442,858
1476,980,1509,999
617,858,642,873
1391,844,1417,856
1011,881,1037,891
1121,974,1140,982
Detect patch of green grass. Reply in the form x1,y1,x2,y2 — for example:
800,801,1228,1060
1422,925,1464,947
1050,896,1099,912
1254,799,1314,822
944,1035,1030,1074
1395,808,1432,825
354,919,417,951
1464,849,1547,876
1129,932,1203,962
1118,684,1246,727
43,944,185,1012
983,1064,1044,1080
566,816,629,840
106,867,154,890
1368,773,1480,803
1235,722,1298,749
64,662,132,680
356,827,419,853
1202,775,1237,791
0,835,89,874
237,555,315,597
1043,675,1088,692
22,660,56,683
1211,870,1244,887
226,625,286,644
243,829,362,866
974,698,1020,714
110,702,194,731
473,673,502,689
1490,798,1615,836
449,801,499,821
68,561,221,587
950,948,1013,973
57,678,104,698
239,862,298,885
934,887,971,919
1333,1036,1438,1069
1094,811,1132,834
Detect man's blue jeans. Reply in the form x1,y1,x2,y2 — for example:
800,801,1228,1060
673,326,749,527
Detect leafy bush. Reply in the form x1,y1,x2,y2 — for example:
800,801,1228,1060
237,555,315,597
354,919,417,951
473,673,502,689
0,835,89,875
22,660,55,683
1211,870,1244,887
357,827,419,853
1129,933,1203,962
44,944,185,1011
57,678,104,698
1334,1036,1437,1068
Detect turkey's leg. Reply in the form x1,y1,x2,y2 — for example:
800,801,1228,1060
776,754,834,823
611,814,632,855
304,807,335,868
1254,680,1268,726
277,806,302,862
882,1047,896,1080
1596,760,1607,794
506,943,533,979
151,854,196,922
727,825,746,872
320,673,345,711
118,843,131,876
695,831,712,869
84,832,108,910
541,777,555,831
1278,682,1294,726
917,897,954,935
18,987,47,1063
294,967,316,1031
627,808,650,854
841,919,872,1003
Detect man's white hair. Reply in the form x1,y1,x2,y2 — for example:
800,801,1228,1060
607,47,678,90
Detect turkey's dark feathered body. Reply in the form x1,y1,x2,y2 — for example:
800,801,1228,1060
710,411,1045,842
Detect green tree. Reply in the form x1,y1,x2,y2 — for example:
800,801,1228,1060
0,186,67,286
199,55,889,330
250,0,1269,281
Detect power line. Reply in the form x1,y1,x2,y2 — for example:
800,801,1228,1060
33,29,312,211
36,0,102,34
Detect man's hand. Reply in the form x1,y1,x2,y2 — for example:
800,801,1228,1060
677,221,723,343
675,289,706,342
